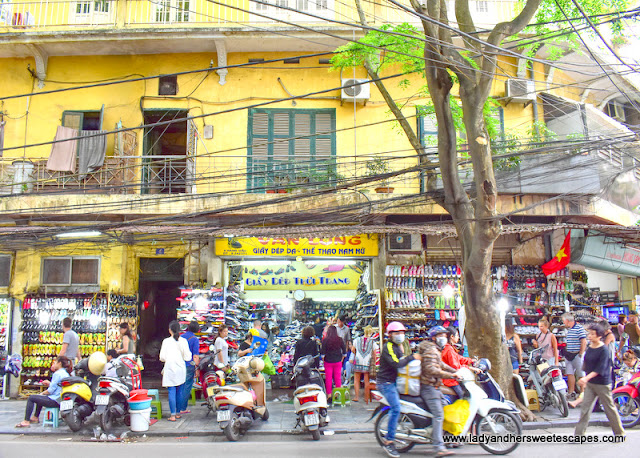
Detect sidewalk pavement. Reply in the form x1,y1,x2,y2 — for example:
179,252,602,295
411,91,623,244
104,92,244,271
0,389,612,438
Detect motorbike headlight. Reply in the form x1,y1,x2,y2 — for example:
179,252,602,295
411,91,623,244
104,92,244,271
477,358,491,372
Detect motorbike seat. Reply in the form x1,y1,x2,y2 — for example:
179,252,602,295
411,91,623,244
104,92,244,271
294,384,322,396
217,384,245,392
399,394,429,411
63,376,90,386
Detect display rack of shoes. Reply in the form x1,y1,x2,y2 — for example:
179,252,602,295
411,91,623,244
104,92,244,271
0,297,13,399
176,286,225,354
106,294,138,350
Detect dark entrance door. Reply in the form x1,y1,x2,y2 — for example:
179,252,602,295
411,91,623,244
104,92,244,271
137,257,184,382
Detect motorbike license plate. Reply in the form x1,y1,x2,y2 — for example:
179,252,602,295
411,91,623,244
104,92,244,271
95,395,110,406
60,400,73,411
217,409,231,422
552,379,568,391
304,412,320,426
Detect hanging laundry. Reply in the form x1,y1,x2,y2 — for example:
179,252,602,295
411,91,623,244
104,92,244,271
77,130,107,179
46,126,78,172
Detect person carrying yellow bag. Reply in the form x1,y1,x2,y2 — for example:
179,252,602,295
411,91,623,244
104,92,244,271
418,326,461,457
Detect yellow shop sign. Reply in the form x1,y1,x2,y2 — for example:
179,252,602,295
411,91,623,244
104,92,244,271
215,235,378,257
241,261,365,290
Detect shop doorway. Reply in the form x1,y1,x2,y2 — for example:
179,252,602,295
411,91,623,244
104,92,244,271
137,257,184,382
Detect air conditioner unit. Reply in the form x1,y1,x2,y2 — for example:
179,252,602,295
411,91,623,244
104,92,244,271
505,79,536,103
388,234,421,252
341,78,370,104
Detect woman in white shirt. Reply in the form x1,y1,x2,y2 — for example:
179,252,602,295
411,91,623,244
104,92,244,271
159,320,192,421
214,325,230,370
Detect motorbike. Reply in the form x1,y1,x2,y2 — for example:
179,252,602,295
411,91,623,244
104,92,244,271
612,368,640,428
526,345,568,417
212,355,269,441
291,355,329,441
94,356,141,431
370,359,522,455
60,357,100,432
198,348,225,415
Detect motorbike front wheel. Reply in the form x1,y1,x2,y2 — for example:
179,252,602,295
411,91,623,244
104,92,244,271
374,409,416,453
62,406,83,432
223,416,242,442
613,392,640,427
475,409,522,455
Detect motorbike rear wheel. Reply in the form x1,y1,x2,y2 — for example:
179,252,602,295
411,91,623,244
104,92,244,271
311,429,321,441
552,387,569,418
374,409,416,453
224,416,242,442
261,407,269,421
99,407,114,433
63,406,83,432
475,409,521,455
613,392,640,427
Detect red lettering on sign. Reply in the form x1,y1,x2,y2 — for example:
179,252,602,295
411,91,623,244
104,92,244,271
333,237,346,245
288,238,300,245
349,236,362,246
273,238,286,245
257,238,271,245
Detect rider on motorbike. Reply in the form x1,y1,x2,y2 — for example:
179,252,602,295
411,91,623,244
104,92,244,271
377,322,420,458
418,326,461,457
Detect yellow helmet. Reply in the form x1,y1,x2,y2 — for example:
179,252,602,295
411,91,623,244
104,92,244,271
88,351,107,375
249,357,265,372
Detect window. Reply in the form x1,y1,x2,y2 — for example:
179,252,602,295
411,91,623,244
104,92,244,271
247,109,336,192
0,255,11,287
42,257,100,286
476,1,488,12
158,75,178,95
154,0,190,23
62,107,104,131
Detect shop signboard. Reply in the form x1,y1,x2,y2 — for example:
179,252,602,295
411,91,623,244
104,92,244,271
215,235,378,258
572,232,640,277
241,261,365,290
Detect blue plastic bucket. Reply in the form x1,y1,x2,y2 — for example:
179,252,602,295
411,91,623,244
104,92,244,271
128,398,151,410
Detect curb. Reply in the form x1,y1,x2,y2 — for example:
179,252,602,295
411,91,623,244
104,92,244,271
0,420,607,437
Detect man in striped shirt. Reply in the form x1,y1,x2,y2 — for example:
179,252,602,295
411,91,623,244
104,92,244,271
562,313,587,400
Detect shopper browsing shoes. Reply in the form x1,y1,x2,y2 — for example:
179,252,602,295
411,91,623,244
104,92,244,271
574,322,624,437
419,326,460,457
562,313,587,400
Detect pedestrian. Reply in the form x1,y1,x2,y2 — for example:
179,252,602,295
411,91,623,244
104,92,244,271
624,311,640,346
250,319,268,339
104,349,119,378
214,324,230,371
237,332,255,357
505,320,523,375
617,314,627,338
312,315,325,339
179,320,200,416
376,321,420,458
574,322,624,437
419,326,460,457
620,350,640,385
116,322,136,355
351,325,378,402
159,320,192,422
59,317,79,362
562,312,587,400
293,326,320,373
440,327,477,399
15,356,72,427
533,318,559,365
321,325,346,401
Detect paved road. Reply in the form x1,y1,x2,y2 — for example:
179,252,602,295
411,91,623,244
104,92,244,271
1,427,636,458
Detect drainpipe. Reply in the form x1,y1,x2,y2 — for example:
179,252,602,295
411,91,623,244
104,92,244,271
527,61,540,138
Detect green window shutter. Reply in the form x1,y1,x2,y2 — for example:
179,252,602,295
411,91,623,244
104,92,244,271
247,109,336,193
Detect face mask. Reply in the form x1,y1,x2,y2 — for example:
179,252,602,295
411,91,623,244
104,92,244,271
435,336,448,348
391,334,405,344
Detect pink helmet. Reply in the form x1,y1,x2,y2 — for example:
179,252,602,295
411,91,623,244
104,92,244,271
386,321,407,333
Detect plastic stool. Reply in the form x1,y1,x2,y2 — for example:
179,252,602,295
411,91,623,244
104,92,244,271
147,389,163,419
190,388,198,406
331,387,351,407
42,407,59,427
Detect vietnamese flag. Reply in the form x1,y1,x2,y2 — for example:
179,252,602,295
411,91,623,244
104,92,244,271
542,230,571,276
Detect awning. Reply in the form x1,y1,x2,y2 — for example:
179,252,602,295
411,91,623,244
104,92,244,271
572,231,640,277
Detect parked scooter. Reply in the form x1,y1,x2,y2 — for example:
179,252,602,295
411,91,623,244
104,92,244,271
526,345,568,417
612,367,640,428
198,348,224,415
291,355,329,440
370,359,522,455
60,352,104,432
212,355,269,441
94,356,141,431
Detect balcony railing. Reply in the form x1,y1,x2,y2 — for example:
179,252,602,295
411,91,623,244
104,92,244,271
1,0,515,31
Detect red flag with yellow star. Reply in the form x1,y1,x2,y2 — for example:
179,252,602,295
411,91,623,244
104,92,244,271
542,230,571,276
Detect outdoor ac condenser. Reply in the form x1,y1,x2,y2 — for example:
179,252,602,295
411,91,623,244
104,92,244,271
341,78,370,104
505,79,536,103
388,234,421,252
